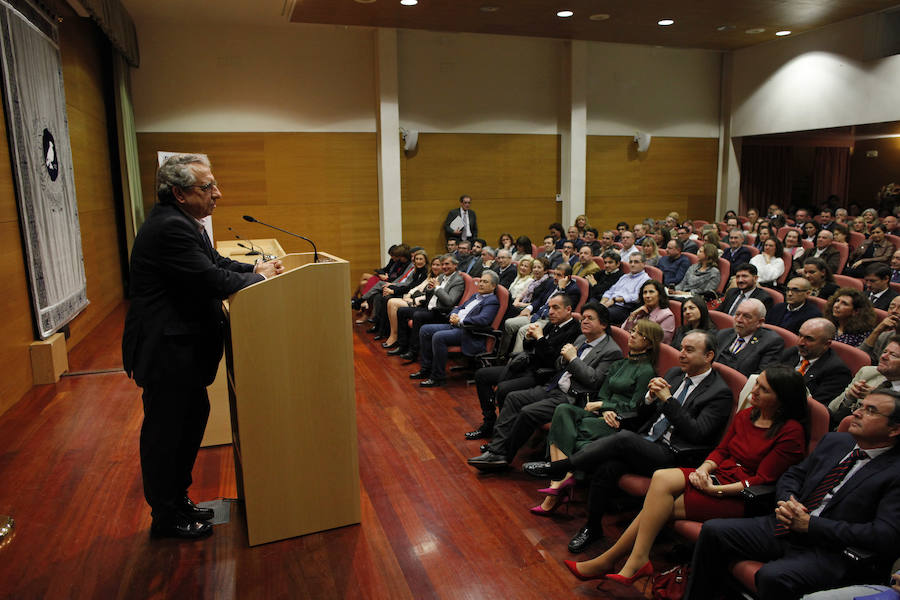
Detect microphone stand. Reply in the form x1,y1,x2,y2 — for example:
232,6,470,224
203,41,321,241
243,216,318,263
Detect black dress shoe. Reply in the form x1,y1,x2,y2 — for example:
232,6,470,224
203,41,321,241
419,378,444,388
522,461,551,478
568,526,598,554
409,370,430,380
150,517,213,540
480,443,489,453
387,347,407,356
465,426,494,440
180,495,214,521
382,341,399,349
401,352,418,364
467,451,509,471
373,335,385,341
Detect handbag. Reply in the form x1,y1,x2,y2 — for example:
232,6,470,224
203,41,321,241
651,565,689,600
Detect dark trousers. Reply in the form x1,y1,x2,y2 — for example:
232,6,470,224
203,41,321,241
684,515,851,600
139,383,210,521
486,385,570,460
569,431,676,529
419,324,462,380
607,303,636,326
396,306,445,353
474,365,537,427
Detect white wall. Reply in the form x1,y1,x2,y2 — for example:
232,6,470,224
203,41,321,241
731,14,900,137
132,23,376,132
586,43,722,137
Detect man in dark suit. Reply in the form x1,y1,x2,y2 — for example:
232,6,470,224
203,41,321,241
722,229,752,268
864,263,900,310
443,194,477,242
588,250,623,301
765,277,822,334
123,154,282,539
676,226,699,254
808,229,842,275
412,271,501,387
890,249,900,284
505,262,581,354
491,249,517,289
465,293,582,440
555,330,733,553
716,298,785,377
780,318,852,405
537,235,564,269
455,240,477,274
685,389,900,600
468,302,622,471
720,263,774,315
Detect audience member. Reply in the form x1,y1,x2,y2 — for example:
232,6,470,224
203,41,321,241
825,288,877,347
411,271,501,387
640,237,661,267
723,230,752,268
847,224,893,277
537,235,563,268
379,256,442,348
587,250,623,300
829,338,900,424
443,194,477,242
492,249,517,289
503,262,580,354
497,232,515,253
716,298,784,376
623,280,675,344
509,258,550,316
671,296,715,349
819,208,835,231
861,296,900,364
864,263,899,310
507,257,535,301
754,225,772,252
601,253,651,324
802,257,840,299
455,240,477,274
684,388,900,600
883,214,899,235
512,235,534,262
779,318,852,405
658,240,691,288
891,250,900,283
766,277,822,334
565,226,584,250
676,227,699,254
599,230,616,254
807,229,841,273
572,246,600,278
782,229,806,276
751,237,786,286
674,242,720,296
468,301,622,471
721,263,774,315
582,228,602,255
549,222,565,249
560,240,578,267
574,214,588,235
633,223,648,245
801,220,820,244
618,231,640,262
370,250,430,338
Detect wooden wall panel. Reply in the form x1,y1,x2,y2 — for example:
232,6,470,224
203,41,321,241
849,136,900,208
586,136,719,232
401,133,561,257
59,20,125,351
136,132,380,284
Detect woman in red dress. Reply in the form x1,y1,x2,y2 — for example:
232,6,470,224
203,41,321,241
564,365,808,585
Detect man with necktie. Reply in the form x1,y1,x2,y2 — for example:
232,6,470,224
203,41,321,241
720,263,773,316
778,318,852,406
715,299,784,377
443,194,478,242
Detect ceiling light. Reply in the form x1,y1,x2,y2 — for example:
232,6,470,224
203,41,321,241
775,30,792,36
400,0,417,5
658,19,674,26
480,5,500,12
589,13,610,21
557,10,574,18
745,28,766,34
716,25,735,32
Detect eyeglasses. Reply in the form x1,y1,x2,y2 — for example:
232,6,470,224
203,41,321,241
186,181,218,193
850,401,893,418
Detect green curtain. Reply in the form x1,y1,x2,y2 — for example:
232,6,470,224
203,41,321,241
112,52,143,253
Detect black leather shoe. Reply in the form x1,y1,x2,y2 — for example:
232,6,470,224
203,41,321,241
465,426,493,440
400,351,417,363
150,518,213,540
419,378,444,388
522,461,551,478
568,526,598,554
373,335,385,341
479,443,489,453
180,495,214,521
387,347,407,356
382,341,399,349
409,370,430,380
467,451,509,471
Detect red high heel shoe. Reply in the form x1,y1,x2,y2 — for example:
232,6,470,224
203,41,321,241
605,561,654,585
537,475,576,496
563,559,607,581
529,491,571,516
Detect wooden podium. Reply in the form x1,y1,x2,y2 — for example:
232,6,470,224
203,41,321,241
225,252,360,546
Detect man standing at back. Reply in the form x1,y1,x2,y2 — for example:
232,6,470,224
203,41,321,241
123,154,282,540
444,194,477,242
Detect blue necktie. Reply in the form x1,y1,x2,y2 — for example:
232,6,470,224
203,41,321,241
546,342,591,391
645,379,693,442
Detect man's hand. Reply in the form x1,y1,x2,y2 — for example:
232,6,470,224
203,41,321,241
449,314,461,326
647,377,672,402
560,343,577,362
526,322,543,340
254,259,282,279
775,495,810,533
585,274,597,286
557,276,570,289
875,313,899,333
848,380,872,401
520,306,533,317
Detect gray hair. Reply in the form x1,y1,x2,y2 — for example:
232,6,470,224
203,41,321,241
480,270,499,286
481,246,496,257
442,254,459,265
496,249,512,259
729,229,745,241
742,297,767,319
157,154,210,204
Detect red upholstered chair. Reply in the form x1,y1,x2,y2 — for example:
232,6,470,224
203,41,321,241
645,265,663,284
460,273,476,303
693,220,709,229
800,239,813,251
621,260,630,273
531,243,539,257
806,295,828,312
717,258,731,293
777,226,801,240
837,414,854,432
759,286,784,306
830,340,873,373
572,275,589,315
892,282,900,294
610,325,631,355
764,324,798,349
593,257,604,269
875,308,889,323
685,253,699,265
886,234,900,252
657,343,680,376
709,310,735,331
832,242,850,274
777,251,792,285
668,300,682,329
848,231,865,251
833,274,863,291
447,284,510,372
745,245,760,258
745,233,757,246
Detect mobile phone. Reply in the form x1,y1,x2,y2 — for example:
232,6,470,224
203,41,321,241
710,474,721,486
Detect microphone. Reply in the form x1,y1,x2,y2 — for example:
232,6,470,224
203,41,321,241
227,227,261,256
243,215,318,263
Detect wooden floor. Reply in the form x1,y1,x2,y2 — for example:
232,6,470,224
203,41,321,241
0,304,701,599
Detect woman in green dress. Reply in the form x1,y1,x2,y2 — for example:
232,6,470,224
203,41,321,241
530,319,662,515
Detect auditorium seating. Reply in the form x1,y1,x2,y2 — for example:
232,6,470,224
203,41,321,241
830,340,872,372
645,265,663,284
833,274,863,291
764,324,798,348
709,310,735,330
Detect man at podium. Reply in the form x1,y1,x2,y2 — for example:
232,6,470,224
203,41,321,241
123,154,282,540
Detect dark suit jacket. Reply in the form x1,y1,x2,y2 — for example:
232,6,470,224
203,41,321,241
721,286,774,315
492,264,517,290
452,292,500,355
122,204,262,388
811,245,841,275
871,287,899,310
765,301,822,334
722,246,752,268
715,327,785,376
555,334,623,395
776,433,900,558
522,317,582,371
779,347,852,406
635,366,733,452
443,207,477,241
531,279,581,321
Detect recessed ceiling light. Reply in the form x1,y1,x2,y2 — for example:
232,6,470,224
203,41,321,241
589,13,610,21
716,25,735,32
775,30,792,36
400,0,417,5
557,10,574,18
658,19,674,26
745,27,766,34
480,5,500,12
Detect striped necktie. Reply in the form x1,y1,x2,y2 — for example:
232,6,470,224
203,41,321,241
797,359,810,375
729,337,747,354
